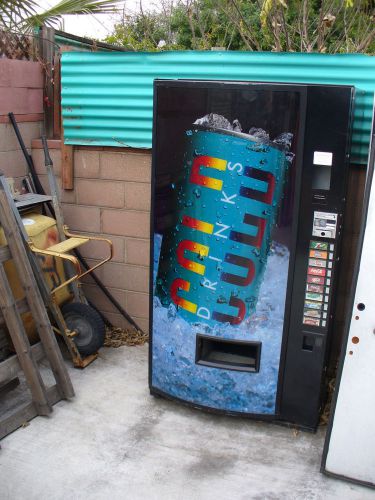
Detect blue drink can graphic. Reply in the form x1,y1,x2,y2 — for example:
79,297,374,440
155,126,289,328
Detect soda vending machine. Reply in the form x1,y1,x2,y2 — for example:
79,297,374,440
149,80,354,430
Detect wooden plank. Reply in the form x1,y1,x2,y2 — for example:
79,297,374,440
58,35,74,190
0,342,45,384
0,176,74,399
0,384,61,440
0,246,10,262
61,138,74,190
0,265,51,416
0,377,20,396
53,54,61,139
14,193,52,209
0,297,29,327
40,27,55,138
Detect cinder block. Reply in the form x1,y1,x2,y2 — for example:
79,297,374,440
34,173,76,204
100,311,137,331
76,179,124,208
0,60,43,89
102,209,150,238
78,234,125,263
100,263,149,292
78,258,99,286
0,150,28,178
59,181,76,204
132,317,149,334
125,291,149,318
0,121,41,152
124,182,151,211
92,308,149,333
62,204,100,233
32,148,61,176
82,283,126,313
125,238,150,266
0,87,43,115
74,150,100,178
35,174,51,195
99,151,151,182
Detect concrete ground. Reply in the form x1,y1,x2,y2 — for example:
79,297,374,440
0,345,373,500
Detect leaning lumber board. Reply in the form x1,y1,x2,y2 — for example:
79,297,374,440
0,265,51,416
0,385,61,440
0,178,74,400
0,342,45,385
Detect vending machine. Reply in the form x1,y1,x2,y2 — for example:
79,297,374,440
149,80,354,430
321,101,375,487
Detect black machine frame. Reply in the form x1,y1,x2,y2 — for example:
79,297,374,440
149,79,355,430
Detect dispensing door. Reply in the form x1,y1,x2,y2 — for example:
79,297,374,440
322,100,375,488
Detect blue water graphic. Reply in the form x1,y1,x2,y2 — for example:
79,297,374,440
151,240,289,414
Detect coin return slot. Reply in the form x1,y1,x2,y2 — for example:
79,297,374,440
196,335,261,373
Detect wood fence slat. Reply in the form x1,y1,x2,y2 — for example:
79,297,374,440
0,265,51,416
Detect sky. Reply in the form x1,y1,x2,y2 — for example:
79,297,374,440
37,0,141,40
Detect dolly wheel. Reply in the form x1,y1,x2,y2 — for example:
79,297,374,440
61,302,105,357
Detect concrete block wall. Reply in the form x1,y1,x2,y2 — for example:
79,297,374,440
0,121,42,188
0,59,43,115
31,143,151,333
0,59,43,189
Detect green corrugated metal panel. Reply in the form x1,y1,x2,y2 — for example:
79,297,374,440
61,51,375,164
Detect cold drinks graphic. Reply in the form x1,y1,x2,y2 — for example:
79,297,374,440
155,125,290,327
152,116,294,414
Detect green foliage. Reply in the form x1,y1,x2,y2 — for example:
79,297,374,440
105,0,375,54
259,0,375,53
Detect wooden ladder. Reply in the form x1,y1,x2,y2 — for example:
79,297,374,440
0,174,74,439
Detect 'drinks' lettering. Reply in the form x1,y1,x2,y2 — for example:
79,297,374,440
169,152,276,325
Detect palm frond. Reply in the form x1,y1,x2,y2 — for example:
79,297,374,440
0,0,122,32
24,0,122,29
0,0,37,30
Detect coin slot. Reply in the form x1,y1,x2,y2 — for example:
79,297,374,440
196,335,261,373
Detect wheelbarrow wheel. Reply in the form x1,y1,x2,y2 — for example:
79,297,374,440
61,302,105,357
